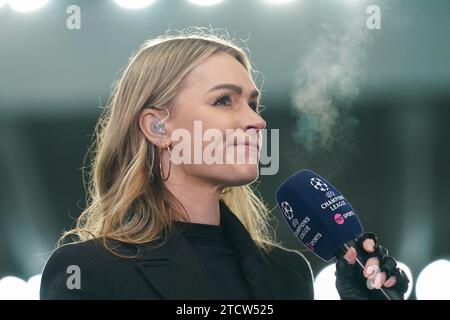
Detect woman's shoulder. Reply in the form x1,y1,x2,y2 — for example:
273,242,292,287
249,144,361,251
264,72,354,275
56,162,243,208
43,239,122,269
45,239,102,260
47,237,139,259
40,239,136,299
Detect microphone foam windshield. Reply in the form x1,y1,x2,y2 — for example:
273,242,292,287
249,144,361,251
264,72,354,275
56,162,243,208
275,169,363,261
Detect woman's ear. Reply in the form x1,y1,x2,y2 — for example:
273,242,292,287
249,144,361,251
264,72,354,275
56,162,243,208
139,108,171,148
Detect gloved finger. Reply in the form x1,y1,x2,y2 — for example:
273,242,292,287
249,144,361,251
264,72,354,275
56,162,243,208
363,257,380,279
383,275,397,288
362,238,376,253
380,256,397,279
391,268,410,294
356,233,384,262
367,271,387,289
336,251,357,280
344,246,357,265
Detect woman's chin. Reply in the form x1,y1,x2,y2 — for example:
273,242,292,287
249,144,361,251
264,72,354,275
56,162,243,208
225,164,260,186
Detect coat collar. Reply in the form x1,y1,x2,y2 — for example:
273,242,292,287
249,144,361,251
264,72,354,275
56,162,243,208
135,201,283,299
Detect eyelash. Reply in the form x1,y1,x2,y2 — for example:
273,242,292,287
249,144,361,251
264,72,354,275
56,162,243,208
213,93,233,107
213,93,262,113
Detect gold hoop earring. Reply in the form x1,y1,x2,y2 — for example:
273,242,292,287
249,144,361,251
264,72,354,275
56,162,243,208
149,143,156,178
159,145,172,181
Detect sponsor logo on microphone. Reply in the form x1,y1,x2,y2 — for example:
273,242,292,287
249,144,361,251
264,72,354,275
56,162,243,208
334,213,345,225
306,232,322,251
333,211,355,225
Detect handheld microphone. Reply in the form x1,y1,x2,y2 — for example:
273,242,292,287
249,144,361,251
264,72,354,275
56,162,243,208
275,169,403,300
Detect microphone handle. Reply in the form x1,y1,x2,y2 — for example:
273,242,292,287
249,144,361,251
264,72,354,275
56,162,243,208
339,243,404,300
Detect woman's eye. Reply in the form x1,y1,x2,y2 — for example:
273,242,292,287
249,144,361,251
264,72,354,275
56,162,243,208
213,94,232,107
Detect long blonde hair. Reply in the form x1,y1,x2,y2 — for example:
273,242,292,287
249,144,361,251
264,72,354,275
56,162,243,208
60,29,279,255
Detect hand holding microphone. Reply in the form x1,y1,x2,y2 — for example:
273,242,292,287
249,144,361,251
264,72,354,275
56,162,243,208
275,169,410,300
335,232,409,300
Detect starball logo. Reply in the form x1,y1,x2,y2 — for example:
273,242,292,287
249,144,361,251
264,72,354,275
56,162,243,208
280,201,294,220
310,177,329,192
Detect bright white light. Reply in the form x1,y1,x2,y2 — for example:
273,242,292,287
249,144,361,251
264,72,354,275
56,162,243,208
188,0,225,6
0,277,29,300
27,274,42,300
9,0,49,13
416,259,450,300
0,0,8,9
314,264,340,300
397,262,413,300
0,274,41,300
113,0,156,10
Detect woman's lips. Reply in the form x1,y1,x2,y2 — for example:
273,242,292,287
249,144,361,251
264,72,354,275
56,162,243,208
233,142,259,151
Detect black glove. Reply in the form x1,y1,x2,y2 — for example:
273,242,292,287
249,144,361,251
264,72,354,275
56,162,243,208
335,232,410,300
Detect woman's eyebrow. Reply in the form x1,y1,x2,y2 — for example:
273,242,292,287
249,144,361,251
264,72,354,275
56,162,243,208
207,83,260,99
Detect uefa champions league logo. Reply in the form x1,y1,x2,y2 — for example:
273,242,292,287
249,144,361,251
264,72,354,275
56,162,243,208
325,191,335,198
280,201,294,220
310,177,329,192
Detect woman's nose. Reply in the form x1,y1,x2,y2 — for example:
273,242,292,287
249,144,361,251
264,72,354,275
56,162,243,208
242,108,266,132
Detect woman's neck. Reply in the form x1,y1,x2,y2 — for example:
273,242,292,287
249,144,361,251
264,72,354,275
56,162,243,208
164,177,223,226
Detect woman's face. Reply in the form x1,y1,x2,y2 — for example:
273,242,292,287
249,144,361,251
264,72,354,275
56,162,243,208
158,52,266,189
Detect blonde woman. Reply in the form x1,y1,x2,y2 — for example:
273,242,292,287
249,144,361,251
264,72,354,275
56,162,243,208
40,31,409,300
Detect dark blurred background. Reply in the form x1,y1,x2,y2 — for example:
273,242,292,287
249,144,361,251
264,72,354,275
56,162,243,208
1,0,449,299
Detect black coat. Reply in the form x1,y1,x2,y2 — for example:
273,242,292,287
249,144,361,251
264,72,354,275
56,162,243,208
40,201,314,300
